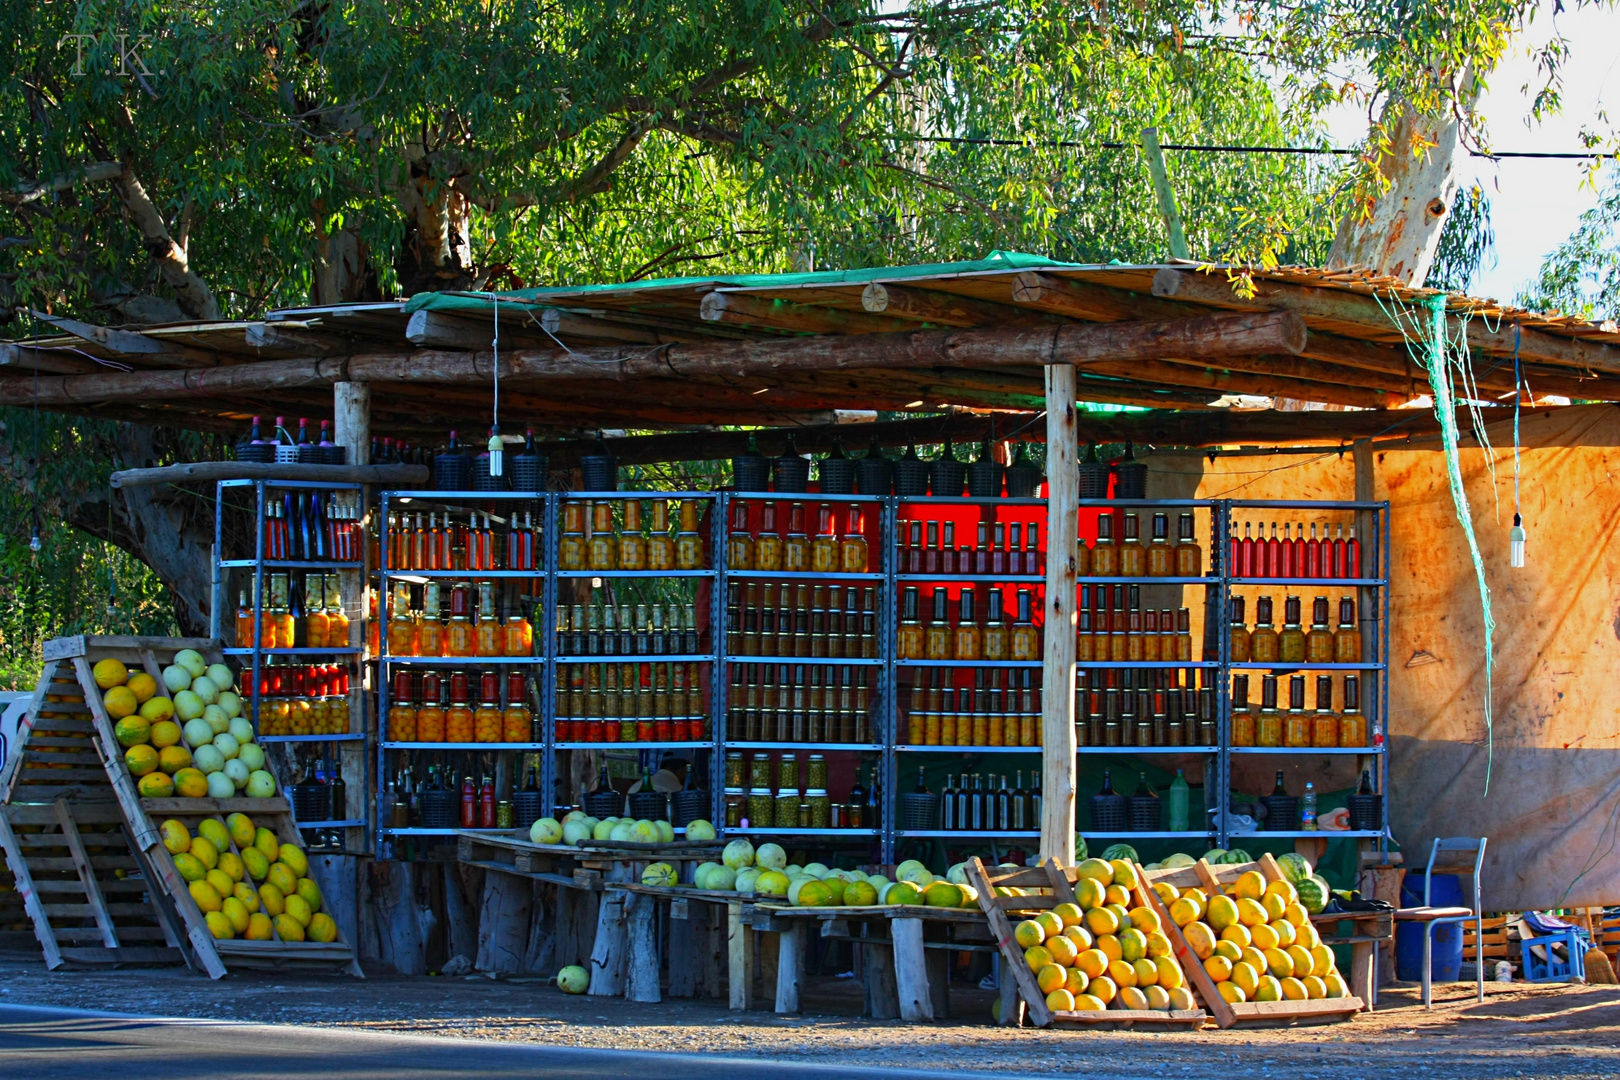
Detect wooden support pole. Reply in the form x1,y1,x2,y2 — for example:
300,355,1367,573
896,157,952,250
333,381,372,465
1041,365,1080,863
863,934,901,1020
588,864,632,996
624,892,661,1003
892,917,934,1022
109,460,423,489
727,902,754,1011
774,921,805,1014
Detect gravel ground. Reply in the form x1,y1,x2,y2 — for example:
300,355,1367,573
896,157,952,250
1,951,1617,1079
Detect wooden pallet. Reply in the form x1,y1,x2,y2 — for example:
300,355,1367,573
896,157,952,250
0,799,187,968
1464,915,1514,963
1140,855,1364,1029
3,635,360,978
966,856,1208,1030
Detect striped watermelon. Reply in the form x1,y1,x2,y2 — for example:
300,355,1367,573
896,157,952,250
1296,874,1330,914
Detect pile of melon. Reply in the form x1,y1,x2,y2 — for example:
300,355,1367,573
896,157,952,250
164,812,334,943
1156,862,1347,1004
528,811,705,847
1014,857,1195,1013
100,652,276,800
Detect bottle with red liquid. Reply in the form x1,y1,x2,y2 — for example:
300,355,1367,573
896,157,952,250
1263,522,1281,578
1346,526,1361,580
479,775,496,829
1240,521,1256,578
1305,523,1321,578
1291,521,1308,579
460,774,477,828
1332,524,1348,578
1278,523,1294,578
1227,520,1241,578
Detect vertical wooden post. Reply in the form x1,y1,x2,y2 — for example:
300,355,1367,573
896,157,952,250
892,916,934,1021
1041,366,1079,863
333,380,370,847
727,901,754,1011
333,381,371,464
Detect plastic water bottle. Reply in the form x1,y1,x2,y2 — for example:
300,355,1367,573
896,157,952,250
1165,769,1190,832
1300,781,1318,831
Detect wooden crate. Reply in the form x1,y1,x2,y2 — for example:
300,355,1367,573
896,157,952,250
965,857,1207,1030
1591,909,1620,967
1139,855,1364,1029
0,799,187,968
2,635,360,978
1463,915,1513,963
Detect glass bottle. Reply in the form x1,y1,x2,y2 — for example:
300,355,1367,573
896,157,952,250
387,581,419,657
1339,675,1367,747
446,671,475,741
303,572,330,649
325,575,349,648
416,673,446,741
1165,768,1190,832
924,587,952,660
1248,595,1280,663
783,502,809,571
1023,523,1042,576
811,504,839,573
618,499,647,570
953,591,982,661
1334,596,1362,662
1300,781,1318,831
414,582,443,658
1301,595,1333,662
1284,674,1311,747
982,588,1010,661
1011,588,1040,661
727,499,755,571
752,502,782,571
646,500,674,571
1312,674,1339,748
840,505,868,573
676,500,704,569
474,670,502,743
236,589,255,649
587,501,617,571
271,573,297,649
1175,512,1202,576
1119,512,1146,576
388,669,418,742
1278,595,1306,663
505,606,533,658
897,586,925,660
1255,673,1282,747
560,501,587,570
1091,513,1117,576
1147,512,1174,576
1228,595,1250,662
475,581,502,657
445,584,476,658
499,670,530,743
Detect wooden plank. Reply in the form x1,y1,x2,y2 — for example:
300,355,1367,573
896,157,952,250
53,800,120,949
1139,864,1237,1028
1053,1009,1207,1030
0,661,62,804
774,920,804,1014
1043,858,1079,905
893,916,934,1022
1041,365,1078,862
0,810,63,970
588,862,631,997
863,932,900,1020
624,890,660,1003
728,901,755,1011
141,796,295,815
56,946,184,966
965,857,1054,1027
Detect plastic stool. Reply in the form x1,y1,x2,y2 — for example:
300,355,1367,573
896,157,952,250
1521,928,1586,983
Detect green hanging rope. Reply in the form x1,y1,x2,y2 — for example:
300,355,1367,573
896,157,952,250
1416,292,1497,791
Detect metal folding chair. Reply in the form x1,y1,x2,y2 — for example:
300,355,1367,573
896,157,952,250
1422,836,1487,1007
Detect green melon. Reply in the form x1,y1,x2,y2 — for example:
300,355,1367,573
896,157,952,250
922,881,962,909
1276,852,1313,884
1221,848,1253,865
1296,874,1330,914
1101,843,1139,864
1074,834,1088,862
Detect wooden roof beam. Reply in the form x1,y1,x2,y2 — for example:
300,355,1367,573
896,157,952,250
1010,271,1193,323
1081,358,1406,410
1153,268,1620,376
405,309,555,350
699,290,919,334
861,282,1064,328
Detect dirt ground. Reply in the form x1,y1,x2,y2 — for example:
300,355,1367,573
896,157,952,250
1,950,1617,1078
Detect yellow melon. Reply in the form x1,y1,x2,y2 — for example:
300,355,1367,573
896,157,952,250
149,719,182,748
1088,975,1117,1005
92,658,129,689
1203,954,1233,982
257,882,285,917
188,879,223,913
1045,988,1075,1012
158,745,192,775
1217,981,1247,1003
1095,933,1122,961
1154,955,1184,989
273,913,306,941
124,745,160,777
1230,960,1260,997
1234,870,1267,901
1024,945,1052,972
1037,964,1067,995
221,896,251,934
137,772,175,798
204,869,235,899
126,672,158,704
1132,957,1159,987
245,912,274,940
1075,949,1110,978
1183,920,1217,959
1108,959,1139,988
1046,934,1078,967
1064,966,1090,996
172,768,208,798
233,882,261,912
1116,985,1148,1011
307,913,338,943
204,910,235,940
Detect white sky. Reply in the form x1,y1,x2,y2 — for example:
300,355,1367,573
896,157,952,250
1320,1,1620,305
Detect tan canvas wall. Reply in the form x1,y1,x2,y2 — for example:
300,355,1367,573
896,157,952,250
1162,404,1620,909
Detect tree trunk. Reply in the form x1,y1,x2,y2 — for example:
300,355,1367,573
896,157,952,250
394,165,476,296
312,228,382,305
1328,82,1479,286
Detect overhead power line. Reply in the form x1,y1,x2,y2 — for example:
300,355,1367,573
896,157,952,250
896,135,1616,160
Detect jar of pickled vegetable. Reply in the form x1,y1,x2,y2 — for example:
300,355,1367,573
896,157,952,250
807,789,831,829
725,789,745,827
725,752,745,788
776,791,800,825
807,753,828,790
748,753,772,789
777,753,798,791
748,788,774,828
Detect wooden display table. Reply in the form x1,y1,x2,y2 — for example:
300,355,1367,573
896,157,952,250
1313,907,1395,1010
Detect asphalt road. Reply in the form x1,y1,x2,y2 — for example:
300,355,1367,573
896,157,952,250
0,1004,1013,1080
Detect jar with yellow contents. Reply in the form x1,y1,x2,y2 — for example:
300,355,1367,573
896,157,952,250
676,499,705,569
588,501,618,570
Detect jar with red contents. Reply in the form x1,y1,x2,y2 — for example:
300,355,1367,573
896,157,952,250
687,717,707,741
602,718,619,742
654,718,673,742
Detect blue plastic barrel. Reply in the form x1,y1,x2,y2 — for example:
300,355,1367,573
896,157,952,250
1395,872,1465,982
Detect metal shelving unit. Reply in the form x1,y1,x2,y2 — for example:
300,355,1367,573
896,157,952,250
211,478,371,849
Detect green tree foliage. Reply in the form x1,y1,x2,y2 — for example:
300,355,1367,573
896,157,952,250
1518,169,1620,321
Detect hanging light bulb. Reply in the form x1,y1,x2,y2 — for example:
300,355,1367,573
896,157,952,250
1509,513,1526,569
488,425,503,477
29,523,42,552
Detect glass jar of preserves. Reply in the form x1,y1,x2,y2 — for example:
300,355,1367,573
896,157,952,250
1248,596,1280,663
725,752,745,789
496,800,514,829
1147,512,1174,576
676,529,703,570
1278,595,1306,663
1311,675,1339,747
810,505,839,572
840,505,868,573
748,753,773,789
783,503,809,571
807,753,828,790
1283,675,1312,748
1228,596,1250,662
1338,675,1367,747
1174,512,1203,576
1305,596,1336,663
725,789,745,827
726,500,754,571
618,500,647,570
1334,596,1362,662
1119,512,1146,576
776,790,800,825
1254,674,1282,748
559,521,587,571
777,753,799,791
1229,674,1255,746
807,788,831,829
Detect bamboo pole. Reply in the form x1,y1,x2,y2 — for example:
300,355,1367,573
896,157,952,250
108,461,426,489
1041,365,1080,863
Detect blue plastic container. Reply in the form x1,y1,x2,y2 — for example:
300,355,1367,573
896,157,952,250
1395,872,1464,982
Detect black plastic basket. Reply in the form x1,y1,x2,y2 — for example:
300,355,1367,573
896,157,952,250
235,441,275,463
433,450,471,492
512,790,545,831
1114,442,1147,499
1129,795,1162,832
900,791,940,831
966,445,1004,498
1078,444,1110,499
1347,793,1382,832
672,787,710,828
510,451,548,492
290,783,329,826
1089,793,1129,832
585,788,624,819
930,441,966,497
317,444,346,465
893,446,929,497
579,452,617,492
419,788,460,830
629,791,668,822
1260,794,1299,832
471,454,510,492
733,447,771,492
817,447,856,495
856,441,893,496
774,439,810,493
1004,443,1041,497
